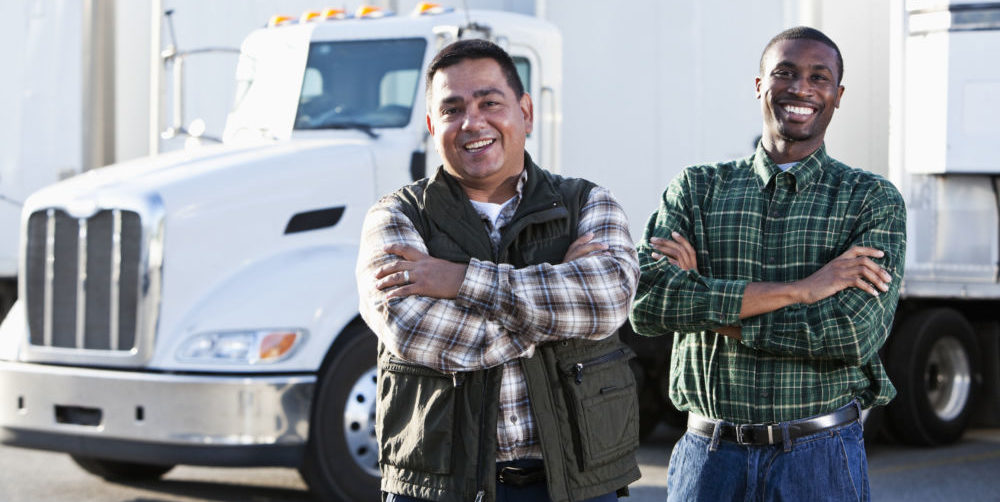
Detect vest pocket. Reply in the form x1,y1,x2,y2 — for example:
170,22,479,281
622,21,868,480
377,358,456,475
559,347,640,471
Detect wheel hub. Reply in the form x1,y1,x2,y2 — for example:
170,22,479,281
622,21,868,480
343,367,379,477
924,336,971,422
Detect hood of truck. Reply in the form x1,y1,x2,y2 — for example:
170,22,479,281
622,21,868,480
16,137,382,370
25,139,373,207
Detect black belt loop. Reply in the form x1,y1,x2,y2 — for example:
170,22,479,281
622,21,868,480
780,422,792,452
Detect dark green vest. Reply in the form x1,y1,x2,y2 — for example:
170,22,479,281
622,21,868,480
376,156,641,502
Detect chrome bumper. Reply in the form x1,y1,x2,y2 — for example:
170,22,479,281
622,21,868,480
0,360,315,466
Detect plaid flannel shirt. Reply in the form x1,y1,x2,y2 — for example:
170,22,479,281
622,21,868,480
357,172,638,461
631,145,906,423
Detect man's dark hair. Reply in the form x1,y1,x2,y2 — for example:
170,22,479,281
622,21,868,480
425,39,525,101
759,26,844,84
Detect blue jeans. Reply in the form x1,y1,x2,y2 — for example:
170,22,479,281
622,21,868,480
667,420,869,502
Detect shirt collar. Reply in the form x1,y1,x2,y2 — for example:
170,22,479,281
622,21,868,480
752,143,828,193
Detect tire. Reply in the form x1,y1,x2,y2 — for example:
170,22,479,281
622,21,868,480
0,278,15,324
70,455,174,481
636,372,665,440
860,405,886,446
886,308,980,446
299,323,381,501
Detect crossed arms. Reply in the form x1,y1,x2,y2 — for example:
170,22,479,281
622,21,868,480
356,186,639,373
630,170,907,366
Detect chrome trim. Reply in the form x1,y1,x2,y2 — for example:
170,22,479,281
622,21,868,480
43,209,55,347
0,361,315,447
110,209,121,351
19,192,166,367
75,219,88,349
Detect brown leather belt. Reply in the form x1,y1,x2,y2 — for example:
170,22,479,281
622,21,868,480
687,402,860,446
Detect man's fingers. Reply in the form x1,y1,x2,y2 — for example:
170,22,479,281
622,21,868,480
842,246,885,259
384,284,415,299
569,232,595,248
375,270,410,291
384,243,426,262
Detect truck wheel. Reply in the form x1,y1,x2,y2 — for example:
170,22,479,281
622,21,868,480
860,405,886,445
0,278,15,323
70,455,174,481
886,308,979,445
299,323,380,501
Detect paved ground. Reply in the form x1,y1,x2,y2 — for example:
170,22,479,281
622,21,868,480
2,425,1000,501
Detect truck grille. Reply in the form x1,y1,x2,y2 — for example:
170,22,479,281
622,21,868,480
24,209,142,351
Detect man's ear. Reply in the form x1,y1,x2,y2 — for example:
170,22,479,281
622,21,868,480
834,84,845,109
755,77,762,100
426,113,434,135
520,92,534,135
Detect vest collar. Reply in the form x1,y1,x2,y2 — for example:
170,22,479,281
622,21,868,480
422,153,567,260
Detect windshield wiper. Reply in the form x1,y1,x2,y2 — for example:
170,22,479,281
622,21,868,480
311,122,379,139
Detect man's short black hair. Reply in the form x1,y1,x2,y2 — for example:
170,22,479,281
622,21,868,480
760,26,844,84
425,39,525,101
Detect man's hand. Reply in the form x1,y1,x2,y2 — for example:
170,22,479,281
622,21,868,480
375,244,468,300
795,246,892,304
563,232,608,263
650,232,698,271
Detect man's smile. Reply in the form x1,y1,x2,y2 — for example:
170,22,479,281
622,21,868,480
463,138,496,152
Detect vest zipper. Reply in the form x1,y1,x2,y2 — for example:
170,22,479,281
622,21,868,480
570,348,630,384
474,367,491,502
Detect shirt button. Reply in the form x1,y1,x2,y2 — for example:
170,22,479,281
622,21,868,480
761,390,770,398
510,415,518,424
767,256,777,264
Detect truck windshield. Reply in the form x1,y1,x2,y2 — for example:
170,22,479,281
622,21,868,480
294,38,426,131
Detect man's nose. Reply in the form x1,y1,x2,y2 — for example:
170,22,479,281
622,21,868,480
462,107,486,130
788,76,813,96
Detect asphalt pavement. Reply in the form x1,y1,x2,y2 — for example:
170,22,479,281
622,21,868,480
1,425,1000,501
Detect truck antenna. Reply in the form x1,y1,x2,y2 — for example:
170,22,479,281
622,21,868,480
164,9,179,50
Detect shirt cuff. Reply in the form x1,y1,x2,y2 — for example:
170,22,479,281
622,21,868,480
455,258,501,313
705,276,748,327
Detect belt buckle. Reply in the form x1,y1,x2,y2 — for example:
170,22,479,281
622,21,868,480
735,424,751,445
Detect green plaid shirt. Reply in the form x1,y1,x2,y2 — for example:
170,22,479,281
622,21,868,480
630,145,906,423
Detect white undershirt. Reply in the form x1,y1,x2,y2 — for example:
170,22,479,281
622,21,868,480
469,197,516,228
777,162,798,172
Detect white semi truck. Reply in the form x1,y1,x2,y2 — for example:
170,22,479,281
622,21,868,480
0,5,561,500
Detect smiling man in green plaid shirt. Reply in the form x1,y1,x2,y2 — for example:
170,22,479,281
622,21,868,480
630,27,906,501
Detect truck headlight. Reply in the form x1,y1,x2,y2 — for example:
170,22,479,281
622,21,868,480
177,329,306,364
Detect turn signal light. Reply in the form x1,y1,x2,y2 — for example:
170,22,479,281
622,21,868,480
260,332,299,360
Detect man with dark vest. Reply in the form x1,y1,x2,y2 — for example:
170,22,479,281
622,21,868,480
356,40,641,502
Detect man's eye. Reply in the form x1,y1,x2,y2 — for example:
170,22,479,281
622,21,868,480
441,107,458,116
812,74,829,82
774,70,793,78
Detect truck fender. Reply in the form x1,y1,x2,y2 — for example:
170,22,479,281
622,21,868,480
155,244,364,372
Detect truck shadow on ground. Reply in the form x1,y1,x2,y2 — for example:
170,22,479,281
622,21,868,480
117,479,316,502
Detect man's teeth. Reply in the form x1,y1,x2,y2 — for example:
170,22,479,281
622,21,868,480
465,139,494,150
784,105,815,115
